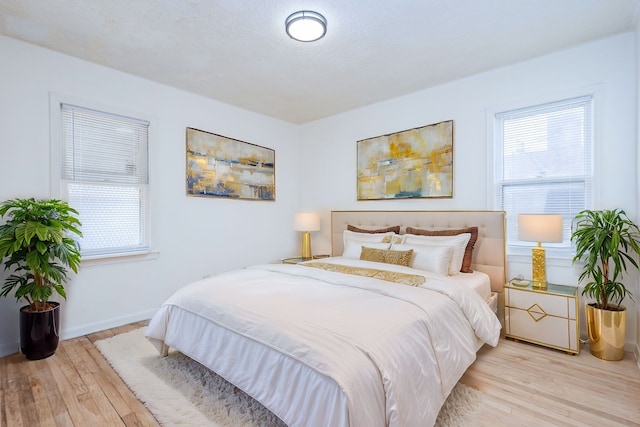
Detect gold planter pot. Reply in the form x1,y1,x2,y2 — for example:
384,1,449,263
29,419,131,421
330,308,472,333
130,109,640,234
585,303,626,361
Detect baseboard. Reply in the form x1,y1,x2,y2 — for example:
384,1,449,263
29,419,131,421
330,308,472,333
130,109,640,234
60,308,158,341
635,343,640,371
0,342,19,358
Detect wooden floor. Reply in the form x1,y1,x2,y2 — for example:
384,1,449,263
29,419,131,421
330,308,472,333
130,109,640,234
0,321,157,427
1,322,639,426
461,339,640,426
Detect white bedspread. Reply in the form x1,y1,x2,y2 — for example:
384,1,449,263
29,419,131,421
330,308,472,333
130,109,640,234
146,259,501,427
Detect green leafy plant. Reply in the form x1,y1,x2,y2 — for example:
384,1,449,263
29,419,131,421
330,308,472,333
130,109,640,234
571,209,640,310
0,198,82,312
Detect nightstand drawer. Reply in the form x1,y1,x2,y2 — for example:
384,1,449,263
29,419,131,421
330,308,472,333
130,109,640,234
506,307,579,352
505,288,575,319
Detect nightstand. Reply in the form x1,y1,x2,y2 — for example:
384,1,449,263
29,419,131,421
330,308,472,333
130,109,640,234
504,280,579,354
282,254,330,264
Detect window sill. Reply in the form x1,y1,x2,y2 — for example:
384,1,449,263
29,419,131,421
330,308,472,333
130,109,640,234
81,251,159,267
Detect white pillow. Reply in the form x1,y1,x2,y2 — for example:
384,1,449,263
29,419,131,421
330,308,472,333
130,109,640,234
343,241,391,259
402,233,471,275
343,229,396,244
391,243,453,276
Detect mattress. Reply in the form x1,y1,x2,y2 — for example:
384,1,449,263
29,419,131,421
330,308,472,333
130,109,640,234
449,268,492,301
147,258,501,427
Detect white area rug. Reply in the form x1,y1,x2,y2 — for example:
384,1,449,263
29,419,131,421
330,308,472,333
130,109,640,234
95,327,484,426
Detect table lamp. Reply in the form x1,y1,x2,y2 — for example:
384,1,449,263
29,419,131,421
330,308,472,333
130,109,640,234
294,213,320,260
518,214,563,288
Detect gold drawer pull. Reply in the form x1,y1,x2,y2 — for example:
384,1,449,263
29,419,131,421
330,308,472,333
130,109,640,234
527,303,547,322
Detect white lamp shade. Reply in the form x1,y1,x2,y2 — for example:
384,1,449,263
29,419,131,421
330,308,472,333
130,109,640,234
294,212,320,231
518,214,563,243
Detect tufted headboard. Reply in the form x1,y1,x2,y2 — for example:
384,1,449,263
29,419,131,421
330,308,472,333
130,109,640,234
331,210,506,293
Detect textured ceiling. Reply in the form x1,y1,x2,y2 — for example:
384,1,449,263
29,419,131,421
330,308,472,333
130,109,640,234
0,1,638,123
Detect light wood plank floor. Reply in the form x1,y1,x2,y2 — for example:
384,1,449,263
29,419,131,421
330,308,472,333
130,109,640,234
462,339,640,426
1,322,639,426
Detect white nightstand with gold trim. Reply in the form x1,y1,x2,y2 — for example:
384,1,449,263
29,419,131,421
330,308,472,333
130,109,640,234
504,280,579,354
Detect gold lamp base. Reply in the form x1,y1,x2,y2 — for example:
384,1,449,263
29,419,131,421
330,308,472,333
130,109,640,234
301,231,312,260
531,244,546,289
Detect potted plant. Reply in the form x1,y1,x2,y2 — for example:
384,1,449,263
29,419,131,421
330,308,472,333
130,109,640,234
571,208,640,360
0,198,82,360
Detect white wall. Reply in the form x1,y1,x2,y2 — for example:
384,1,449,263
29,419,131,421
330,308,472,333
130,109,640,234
299,33,639,349
0,35,301,356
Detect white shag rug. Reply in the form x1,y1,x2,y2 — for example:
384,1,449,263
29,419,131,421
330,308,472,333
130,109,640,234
95,327,484,426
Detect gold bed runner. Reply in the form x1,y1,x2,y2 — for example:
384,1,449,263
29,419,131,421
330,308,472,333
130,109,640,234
302,262,426,287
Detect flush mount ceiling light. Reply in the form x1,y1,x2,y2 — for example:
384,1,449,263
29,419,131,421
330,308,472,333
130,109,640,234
285,10,327,42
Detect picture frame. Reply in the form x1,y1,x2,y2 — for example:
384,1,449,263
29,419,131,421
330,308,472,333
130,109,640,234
186,127,275,200
357,120,453,200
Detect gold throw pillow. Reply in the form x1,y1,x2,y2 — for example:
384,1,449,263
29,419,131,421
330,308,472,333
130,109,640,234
360,246,414,267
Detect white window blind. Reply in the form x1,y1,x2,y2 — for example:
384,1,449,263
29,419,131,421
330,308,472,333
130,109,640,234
495,95,592,253
61,103,150,257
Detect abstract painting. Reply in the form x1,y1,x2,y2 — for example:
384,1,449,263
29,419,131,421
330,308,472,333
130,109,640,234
357,120,453,200
186,128,275,200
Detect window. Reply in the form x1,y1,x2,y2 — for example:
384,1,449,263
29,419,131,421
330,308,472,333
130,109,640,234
494,95,593,255
60,103,150,258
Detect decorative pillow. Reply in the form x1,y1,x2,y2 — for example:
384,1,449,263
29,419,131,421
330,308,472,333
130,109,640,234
360,246,414,267
381,235,403,244
347,224,401,234
402,233,471,275
343,241,390,259
391,243,453,276
405,226,478,273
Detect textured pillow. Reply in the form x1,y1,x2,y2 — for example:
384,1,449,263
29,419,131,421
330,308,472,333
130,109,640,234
403,233,471,275
343,241,390,259
381,234,403,244
405,226,478,273
347,224,401,234
360,246,414,267
391,243,453,275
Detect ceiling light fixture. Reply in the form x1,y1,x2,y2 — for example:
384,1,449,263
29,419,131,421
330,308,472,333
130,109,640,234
285,10,327,42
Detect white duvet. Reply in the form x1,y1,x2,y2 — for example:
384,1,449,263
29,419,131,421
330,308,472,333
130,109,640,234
146,258,501,427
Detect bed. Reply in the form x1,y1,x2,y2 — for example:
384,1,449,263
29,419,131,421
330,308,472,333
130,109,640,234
146,210,506,427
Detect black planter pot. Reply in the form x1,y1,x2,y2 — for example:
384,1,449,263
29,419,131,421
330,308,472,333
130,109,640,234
20,302,60,360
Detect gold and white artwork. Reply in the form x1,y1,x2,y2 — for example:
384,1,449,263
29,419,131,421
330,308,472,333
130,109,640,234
357,120,453,200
